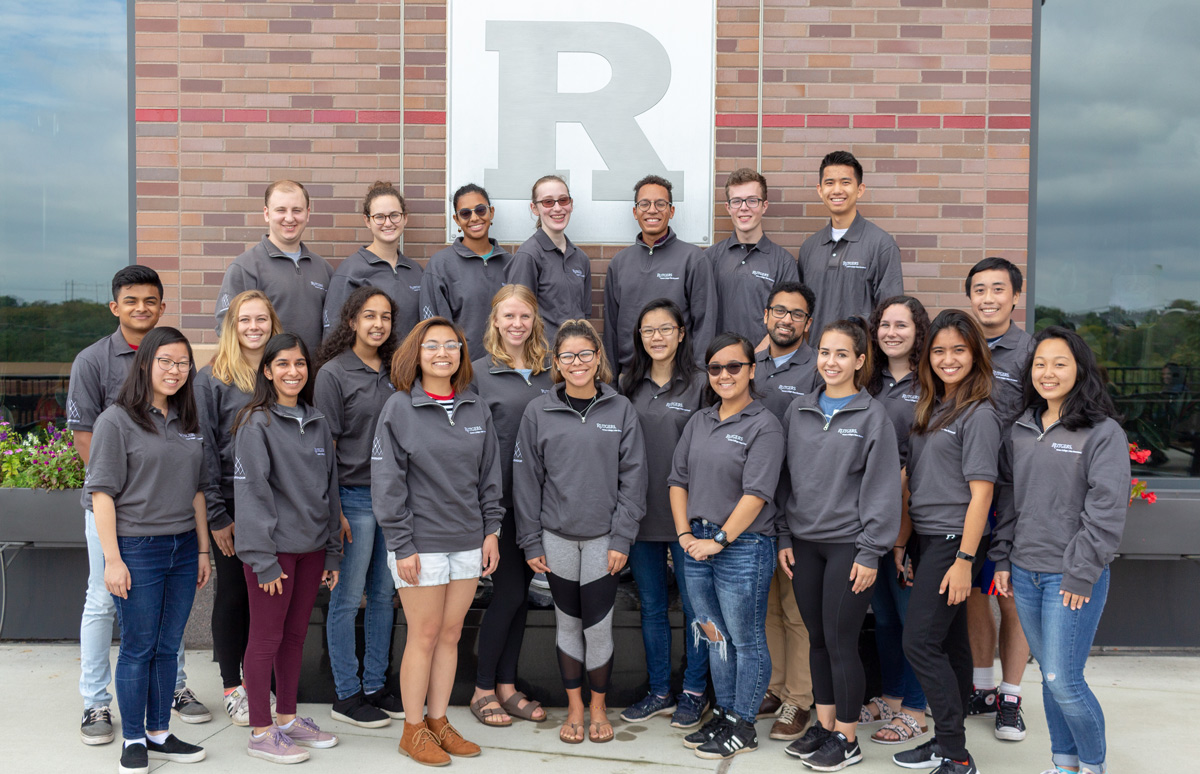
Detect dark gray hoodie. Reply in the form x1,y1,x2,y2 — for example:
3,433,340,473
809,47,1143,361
195,366,252,530
419,239,512,359
470,355,554,509
507,229,592,344
322,246,423,342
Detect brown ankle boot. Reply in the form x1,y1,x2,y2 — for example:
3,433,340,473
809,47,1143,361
425,715,481,757
399,720,451,767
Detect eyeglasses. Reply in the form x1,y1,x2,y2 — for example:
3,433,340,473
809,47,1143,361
706,361,752,377
635,199,671,212
456,204,491,220
155,357,191,372
537,195,573,209
639,324,679,339
727,196,764,210
556,350,597,365
768,305,809,322
370,211,405,225
420,341,463,352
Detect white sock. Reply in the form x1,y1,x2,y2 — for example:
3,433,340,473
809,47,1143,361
278,719,296,731
973,667,996,691
999,681,1022,697
146,730,170,744
125,737,146,748
252,730,269,739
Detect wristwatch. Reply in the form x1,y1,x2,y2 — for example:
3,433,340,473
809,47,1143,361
713,530,730,548
955,549,975,562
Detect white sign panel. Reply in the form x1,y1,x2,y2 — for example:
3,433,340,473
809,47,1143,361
447,0,716,245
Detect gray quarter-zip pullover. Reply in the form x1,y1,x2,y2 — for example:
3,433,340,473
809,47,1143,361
469,356,554,509
66,329,137,433
991,410,1129,597
315,350,396,487
322,246,423,341
513,382,648,558
780,388,901,565
705,233,799,343
873,369,921,467
419,238,513,359
907,402,1001,536
82,404,206,537
215,236,334,355
987,322,1035,427
753,343,821,423
507,229,592,344
233,402,342,584
602,229,717,382
668,399,784,535
195,366,252,530
370,378,504,559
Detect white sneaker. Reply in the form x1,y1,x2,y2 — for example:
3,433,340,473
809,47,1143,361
225,686,250,726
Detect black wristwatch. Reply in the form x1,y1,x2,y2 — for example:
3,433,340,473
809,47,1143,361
713,530,730,548
955,549,975,563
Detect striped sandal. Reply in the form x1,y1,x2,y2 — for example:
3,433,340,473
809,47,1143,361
858,696,894,725
870,711,928,745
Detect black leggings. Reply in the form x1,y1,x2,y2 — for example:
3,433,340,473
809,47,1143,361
211,499,250,689
902,533,983,762
475,510,535,690
790,538,876,723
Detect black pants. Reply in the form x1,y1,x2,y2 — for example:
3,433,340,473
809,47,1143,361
902,533,983,761
211,499,250,689
790,538,875,723
475,510,535,690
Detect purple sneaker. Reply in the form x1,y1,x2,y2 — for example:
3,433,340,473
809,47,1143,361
281,717,338,749
247,727,310,764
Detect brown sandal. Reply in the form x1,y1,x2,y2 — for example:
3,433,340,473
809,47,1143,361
559,721,584,744
498,691,545,722
587,710,613,743
469,694,512,727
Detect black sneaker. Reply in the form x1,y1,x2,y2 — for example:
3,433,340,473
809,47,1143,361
118,742,149,774
803,731,862,771
146,734,206,763
80,705,115,745
785,721,832,759
330,690,391,728
892,736,943,769
931,754,978,774
966,687,997,716
682,705,726,749
994,692,1026,741
694,715,757,760
365,686,405,719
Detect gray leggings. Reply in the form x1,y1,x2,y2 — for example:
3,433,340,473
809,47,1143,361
543,531,620,693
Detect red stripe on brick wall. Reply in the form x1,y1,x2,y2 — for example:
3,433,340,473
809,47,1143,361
716,114,758,127
314,110,357,123
135,108,177,122
989,115,1031,129
404,111,446,125
762,114,805,127
225,109,268,123
898,116,942,129
180,109,222,122
944,115,986,129
853,114,896,128
358,111,402,123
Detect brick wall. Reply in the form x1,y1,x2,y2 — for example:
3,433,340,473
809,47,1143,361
135,0,1033,347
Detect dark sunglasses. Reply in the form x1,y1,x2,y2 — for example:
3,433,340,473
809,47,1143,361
456,203,490,220
706,361,752,377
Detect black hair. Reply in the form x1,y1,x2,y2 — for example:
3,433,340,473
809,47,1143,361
965,256,1024,296
818,317,873,391
115,327,198,434
619,299,698,396
111,265,164,302
1021,326,1119,430
866,295,931,396
766,280,817,319
233,333,314,433
818,150,863,185
633,174,674,204
702,332,760,407
315,286,400,373
452,183,491,210
912,310,994,434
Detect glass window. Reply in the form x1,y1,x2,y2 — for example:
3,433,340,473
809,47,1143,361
0,1,129,430
1034,0,1200,478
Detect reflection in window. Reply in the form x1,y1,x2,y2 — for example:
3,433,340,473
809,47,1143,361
1034,0,1200,478
0,0,128,429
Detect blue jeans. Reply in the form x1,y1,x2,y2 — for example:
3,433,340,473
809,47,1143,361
82,510,188,708
112,530,199,740
683,521,775,721
628,540,709,696
326,486,395,700
1012,564,1110,774
872,553,926,710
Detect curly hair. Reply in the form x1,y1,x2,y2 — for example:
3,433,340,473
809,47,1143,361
866,295,930,396
315,286,399,374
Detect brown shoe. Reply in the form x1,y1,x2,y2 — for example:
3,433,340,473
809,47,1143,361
757,691,783,720
398,720,451,767
425,715,481,758
769,703,810,741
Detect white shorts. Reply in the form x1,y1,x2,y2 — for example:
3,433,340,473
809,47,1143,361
391,548,482,588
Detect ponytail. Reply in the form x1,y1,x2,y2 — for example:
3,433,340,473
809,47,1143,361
819,317,873,391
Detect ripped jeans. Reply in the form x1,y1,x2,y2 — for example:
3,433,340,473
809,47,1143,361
683,520,775,722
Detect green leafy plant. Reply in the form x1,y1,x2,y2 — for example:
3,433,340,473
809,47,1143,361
0,421,85,490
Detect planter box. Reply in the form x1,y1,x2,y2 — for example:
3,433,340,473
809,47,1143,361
1117,487,1200,559
0,487,86,546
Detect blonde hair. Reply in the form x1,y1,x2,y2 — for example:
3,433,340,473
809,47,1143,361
550,319,613,385
482,285,549,375
211,290,284,393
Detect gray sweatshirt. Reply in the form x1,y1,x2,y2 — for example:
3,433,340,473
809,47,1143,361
66,329,137,433
370,379,504,559
705,233,799,343
233,403,342,584
82,404,206,537
796,212,904,337
991,411,1130,597
907,402,1001,536
322,246,423,341
469,356,554,510
419,239,513,359
779,388,902,565
215,236,334,355
314,350,396,488
667,400,784,536
987,322,1035,427
753,343,821,423
513,382,648,559
872,369,920,467
602,229,718,382
194,366,252,530
507,229,592,344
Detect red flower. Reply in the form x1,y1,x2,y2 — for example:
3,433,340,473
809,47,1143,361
1144,492,1157,504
